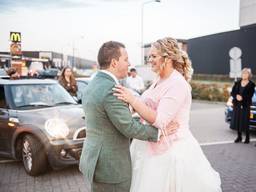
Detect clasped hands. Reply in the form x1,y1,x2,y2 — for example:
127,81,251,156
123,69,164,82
236,94,243,101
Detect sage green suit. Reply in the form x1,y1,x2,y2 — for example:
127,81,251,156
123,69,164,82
79,72,158,191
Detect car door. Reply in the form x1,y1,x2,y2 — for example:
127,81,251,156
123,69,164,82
0,85,11,154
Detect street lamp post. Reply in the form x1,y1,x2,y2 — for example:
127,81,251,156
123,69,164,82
72,36,84,69
72,41,75,68
141,0,160,65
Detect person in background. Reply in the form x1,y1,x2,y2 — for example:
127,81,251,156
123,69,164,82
232,68,255,144
28,69,39,78
58,67,78,97
6,67,20,80
126,68,145,94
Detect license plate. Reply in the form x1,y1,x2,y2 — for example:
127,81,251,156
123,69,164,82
250,113,254,119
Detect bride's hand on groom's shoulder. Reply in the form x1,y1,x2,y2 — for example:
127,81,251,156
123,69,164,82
161,121,179,138
113,84,135,104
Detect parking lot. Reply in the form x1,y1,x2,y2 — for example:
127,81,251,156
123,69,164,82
1,101,256,192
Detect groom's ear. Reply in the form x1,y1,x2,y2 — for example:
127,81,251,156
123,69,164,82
110,58,118,69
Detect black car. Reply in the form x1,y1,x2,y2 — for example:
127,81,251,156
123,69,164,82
0,78,86,176
225,88,256,130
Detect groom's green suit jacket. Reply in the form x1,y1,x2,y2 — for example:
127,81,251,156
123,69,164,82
79,71,158,184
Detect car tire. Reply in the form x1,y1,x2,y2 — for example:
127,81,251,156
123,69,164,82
22,135,48,176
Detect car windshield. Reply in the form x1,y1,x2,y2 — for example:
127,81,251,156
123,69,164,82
10,83,77,109
0,69,7,76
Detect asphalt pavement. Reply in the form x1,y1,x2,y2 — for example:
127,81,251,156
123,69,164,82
0,101,256,192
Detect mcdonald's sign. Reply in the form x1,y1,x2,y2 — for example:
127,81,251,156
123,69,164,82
10,43,22,56
10,32,21,42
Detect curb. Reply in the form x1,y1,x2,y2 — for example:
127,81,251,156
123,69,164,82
192,99,226,105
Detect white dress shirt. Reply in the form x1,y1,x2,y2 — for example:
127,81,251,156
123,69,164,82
126,75,145,92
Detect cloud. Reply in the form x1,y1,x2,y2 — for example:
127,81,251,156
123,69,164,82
0,0,141,11
0,0,94,12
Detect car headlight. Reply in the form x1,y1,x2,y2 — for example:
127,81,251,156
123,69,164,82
45,118,69,138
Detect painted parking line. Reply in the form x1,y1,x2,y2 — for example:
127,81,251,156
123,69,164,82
1,139,255,164
200,138,256,146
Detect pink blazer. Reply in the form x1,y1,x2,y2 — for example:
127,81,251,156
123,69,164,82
141,69,192,155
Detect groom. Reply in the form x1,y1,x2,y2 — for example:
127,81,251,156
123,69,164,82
79,41,177,192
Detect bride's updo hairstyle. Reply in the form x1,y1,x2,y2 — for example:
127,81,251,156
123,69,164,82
152,37,193,81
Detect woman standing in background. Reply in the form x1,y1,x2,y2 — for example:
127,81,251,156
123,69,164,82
232,68,255,144
58,67,78,97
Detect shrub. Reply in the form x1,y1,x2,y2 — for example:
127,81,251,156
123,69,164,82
190,81,232,102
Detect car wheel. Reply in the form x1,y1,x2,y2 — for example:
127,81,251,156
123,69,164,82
22,135,48,176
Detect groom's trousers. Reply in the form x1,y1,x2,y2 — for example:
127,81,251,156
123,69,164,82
92,180,131,192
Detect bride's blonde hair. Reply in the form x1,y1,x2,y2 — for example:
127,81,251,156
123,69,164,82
152,37,193,81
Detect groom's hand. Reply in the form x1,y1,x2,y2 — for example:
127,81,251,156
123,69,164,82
161,121,179,137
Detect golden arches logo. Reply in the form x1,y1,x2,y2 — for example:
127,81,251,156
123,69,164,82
10,32,21,42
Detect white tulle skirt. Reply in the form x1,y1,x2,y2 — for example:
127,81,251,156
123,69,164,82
130,130,222,192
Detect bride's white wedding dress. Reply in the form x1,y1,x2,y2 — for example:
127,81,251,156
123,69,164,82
130,70,222,192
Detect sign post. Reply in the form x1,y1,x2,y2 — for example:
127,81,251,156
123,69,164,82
229,47,242,82
10,32,22,74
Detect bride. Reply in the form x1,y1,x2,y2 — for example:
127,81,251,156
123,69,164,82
113,37,222,192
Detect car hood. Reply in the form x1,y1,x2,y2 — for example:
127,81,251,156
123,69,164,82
16,105,86,138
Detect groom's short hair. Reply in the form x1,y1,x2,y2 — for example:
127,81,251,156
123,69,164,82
98,41,125,69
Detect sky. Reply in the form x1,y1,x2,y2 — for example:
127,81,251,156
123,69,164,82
0,0,240,66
